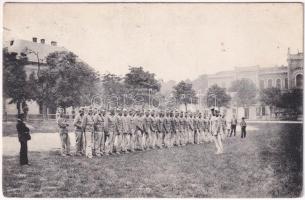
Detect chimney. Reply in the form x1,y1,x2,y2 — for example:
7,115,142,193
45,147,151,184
51,41,57,46
32,37,37,43
40,39,45,44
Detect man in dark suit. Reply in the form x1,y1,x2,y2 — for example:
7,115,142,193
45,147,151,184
16,113,31,166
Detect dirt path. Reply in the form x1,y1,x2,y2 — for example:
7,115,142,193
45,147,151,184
3,132,76,156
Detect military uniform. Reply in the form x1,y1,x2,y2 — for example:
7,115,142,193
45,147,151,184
128,112,136,152
135,112,145,150
104,112,116,155
93,111,105,156
163,113,171,148
143,113,151,149
121,111,130,153
179,113,186,146
82,112,95,158
73,111,84,155
187,114,194,144
114,113,123,154
57,113,71,156
150,113,158,149
156,112,164,148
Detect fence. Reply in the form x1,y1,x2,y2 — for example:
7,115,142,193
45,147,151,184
3,113,75,122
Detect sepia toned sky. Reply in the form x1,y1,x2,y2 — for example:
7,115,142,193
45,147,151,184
3,3,303,81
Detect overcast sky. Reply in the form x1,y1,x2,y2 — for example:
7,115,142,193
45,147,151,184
3,3,303,81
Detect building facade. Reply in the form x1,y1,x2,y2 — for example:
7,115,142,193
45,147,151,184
207,49,303,120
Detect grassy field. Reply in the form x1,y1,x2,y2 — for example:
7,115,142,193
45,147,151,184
2,123,302,197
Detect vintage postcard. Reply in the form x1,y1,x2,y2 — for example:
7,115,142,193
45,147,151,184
2,2,303,198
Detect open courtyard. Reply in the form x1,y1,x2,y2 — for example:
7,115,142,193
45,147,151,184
2,122,302,198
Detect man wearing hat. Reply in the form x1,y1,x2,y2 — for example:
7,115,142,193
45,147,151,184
187,112,194,144
172,111,180,146
135,110,145,151
104,109,116,155
163,110,171,148
93,108,106,157
73,107,85,156
121,108,130,153
179,112,186,146
16,113,31,165
150,110,157,149
57,107,71,156
143,110,151,150
128,109,136,152
155,111,163,148
114,108,123,154
82,106,95,158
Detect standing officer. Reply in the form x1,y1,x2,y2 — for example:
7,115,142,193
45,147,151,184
57,107,71,156
137,110,145,151
73,107,84,156
93,108,105,157
16,113,31,165
82,107,95,158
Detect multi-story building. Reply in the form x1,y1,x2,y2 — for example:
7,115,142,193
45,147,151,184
4,37,70,116
207,48,303,120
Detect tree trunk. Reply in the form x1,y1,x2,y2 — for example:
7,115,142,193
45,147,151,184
42,103,48,120
16,101,21,115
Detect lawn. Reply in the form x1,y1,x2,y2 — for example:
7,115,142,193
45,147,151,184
2,123,303,197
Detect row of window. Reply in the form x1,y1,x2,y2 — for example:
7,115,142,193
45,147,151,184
259,78,288,89
259,74,303,89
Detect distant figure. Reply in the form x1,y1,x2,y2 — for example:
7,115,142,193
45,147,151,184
240,117,247,138
16,113,31,165
230,115,237,137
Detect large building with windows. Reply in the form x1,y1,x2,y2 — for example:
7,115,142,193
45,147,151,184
207,48,303,120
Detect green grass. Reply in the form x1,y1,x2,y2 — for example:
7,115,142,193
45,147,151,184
2,123,302,197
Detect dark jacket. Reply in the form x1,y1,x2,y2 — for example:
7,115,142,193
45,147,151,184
16,120,30,142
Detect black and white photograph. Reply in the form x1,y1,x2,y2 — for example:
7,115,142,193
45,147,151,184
2,2,303,198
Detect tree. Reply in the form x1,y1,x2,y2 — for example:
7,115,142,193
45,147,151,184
124,66,161,92
279,89,303,117
206,84,231,108
172,81,198,111
229,79,257,108
30,51,100,113
3,48,31,114
259,88,282,114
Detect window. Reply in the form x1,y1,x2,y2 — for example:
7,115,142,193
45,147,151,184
284,78,288,89
276,79,281,89
259,80,264,89
267,79,273,88
296,74,303,88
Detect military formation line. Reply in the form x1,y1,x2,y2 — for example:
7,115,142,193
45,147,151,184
56,107,247,157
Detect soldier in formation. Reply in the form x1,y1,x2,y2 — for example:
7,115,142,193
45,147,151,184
57,106,229,157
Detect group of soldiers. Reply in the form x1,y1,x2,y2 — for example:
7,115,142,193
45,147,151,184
56,106,230,158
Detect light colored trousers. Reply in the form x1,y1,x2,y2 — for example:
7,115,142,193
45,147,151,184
129,133,136,151
59,131,70,155
188,130,194,144
114,134,122,152
121,133,129,152
104,131,114,154
150,131,157,148
74,129,83,154
136,130,144,150
84,130,93,158
156,132,163,147
164,132,171,147
94,131,105,155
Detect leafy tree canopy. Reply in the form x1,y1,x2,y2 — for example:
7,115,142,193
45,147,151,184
229,79,257,107
206,84,231,108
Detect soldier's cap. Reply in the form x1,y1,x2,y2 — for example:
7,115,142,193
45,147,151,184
123,108,127,112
